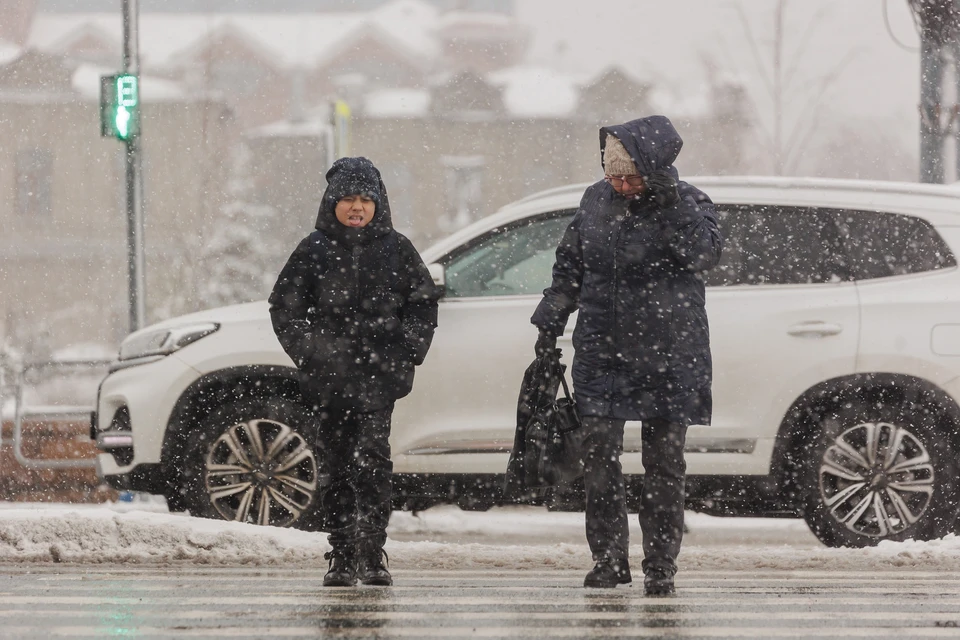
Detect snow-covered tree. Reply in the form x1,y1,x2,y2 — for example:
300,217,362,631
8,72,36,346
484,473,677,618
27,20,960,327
199,199,281,308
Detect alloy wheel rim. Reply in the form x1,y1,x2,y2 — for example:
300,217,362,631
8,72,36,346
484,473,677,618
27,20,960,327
819,421,934,538
205,419,318,527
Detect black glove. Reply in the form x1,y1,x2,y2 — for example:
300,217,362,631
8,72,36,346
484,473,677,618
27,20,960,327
534,330,557,358
645,169,680,208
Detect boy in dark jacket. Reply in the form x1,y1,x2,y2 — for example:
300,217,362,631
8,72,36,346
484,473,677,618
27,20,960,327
269,157,439,587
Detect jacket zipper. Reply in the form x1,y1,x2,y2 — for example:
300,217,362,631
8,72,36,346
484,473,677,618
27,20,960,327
609,210,626,406
351,245,362,303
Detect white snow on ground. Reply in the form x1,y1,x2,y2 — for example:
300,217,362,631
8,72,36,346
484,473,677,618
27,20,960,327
2,502,960,572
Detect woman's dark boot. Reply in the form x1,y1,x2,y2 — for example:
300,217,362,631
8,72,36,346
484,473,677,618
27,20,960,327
323,547,357,587
643,567,676,596
357,545,392,586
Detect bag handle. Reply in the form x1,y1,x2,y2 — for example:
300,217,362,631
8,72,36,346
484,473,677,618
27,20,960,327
549,348,574,402
558,363,574,401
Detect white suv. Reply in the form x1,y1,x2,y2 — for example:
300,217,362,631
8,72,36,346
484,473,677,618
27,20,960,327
93,177,960,547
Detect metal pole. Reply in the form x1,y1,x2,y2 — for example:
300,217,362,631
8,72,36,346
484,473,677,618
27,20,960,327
920,29,946,183
122,0,146,331
955,40,960,181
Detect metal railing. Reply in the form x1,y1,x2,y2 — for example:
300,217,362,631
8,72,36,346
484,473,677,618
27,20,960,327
1,355,114,470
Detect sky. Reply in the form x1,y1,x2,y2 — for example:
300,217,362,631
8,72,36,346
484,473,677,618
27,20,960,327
517,0,925,177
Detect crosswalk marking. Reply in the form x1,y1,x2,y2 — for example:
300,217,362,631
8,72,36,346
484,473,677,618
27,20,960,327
2,566,960,638
1,609,960,622
3,627,960,638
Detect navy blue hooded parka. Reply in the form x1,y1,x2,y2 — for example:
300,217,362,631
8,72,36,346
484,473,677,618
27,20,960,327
531,117,723,425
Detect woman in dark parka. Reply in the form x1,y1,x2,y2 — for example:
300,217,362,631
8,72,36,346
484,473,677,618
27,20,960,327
532,116,723,593
269,157,439,587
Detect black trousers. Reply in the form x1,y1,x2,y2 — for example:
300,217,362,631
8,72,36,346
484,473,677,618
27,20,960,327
314,404,394,552
582,415,687,574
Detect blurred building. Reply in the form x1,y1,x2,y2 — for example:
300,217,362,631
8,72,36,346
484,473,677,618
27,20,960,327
271,65,750,247
0,48,233,350
3,0,750,351
36,0,514,12
25,1,528,129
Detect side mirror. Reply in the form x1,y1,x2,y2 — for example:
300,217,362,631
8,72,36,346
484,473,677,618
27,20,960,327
428,263,447,296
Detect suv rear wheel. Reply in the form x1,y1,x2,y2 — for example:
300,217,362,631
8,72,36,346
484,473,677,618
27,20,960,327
797,390,959,547
181,396,325,529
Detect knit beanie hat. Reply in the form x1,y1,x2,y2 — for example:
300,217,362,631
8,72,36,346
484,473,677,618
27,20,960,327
324,156,382,205
603,134,639,176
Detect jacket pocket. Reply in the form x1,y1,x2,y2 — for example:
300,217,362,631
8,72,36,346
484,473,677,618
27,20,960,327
671,305,709,347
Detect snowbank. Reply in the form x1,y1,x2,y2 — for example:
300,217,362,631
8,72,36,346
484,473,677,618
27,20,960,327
0,508,324,565
2,504,960,572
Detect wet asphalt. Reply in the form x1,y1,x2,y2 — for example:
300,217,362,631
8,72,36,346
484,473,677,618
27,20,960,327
1,565,959,638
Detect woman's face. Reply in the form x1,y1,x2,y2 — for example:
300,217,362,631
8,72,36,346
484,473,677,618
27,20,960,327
335,195,376,228
606,175,647,197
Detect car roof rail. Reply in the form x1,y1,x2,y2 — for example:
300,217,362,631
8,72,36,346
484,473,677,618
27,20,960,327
512,183,593,206
511,176,960,210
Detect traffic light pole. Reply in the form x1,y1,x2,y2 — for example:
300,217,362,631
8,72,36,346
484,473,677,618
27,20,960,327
122,0,145,331
919,31,945,183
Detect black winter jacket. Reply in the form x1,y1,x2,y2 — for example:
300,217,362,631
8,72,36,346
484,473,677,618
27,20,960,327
531,117,723,425
269,157,439,412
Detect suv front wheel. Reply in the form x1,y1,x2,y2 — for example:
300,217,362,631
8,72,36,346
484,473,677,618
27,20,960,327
180,396,325,529
798,391,959,547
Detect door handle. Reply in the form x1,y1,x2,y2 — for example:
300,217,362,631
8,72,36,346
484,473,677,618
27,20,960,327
787,321,843,338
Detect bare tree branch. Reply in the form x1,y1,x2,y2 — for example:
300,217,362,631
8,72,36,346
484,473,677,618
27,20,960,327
734,2,776,100
781,47,863,171
783,4,833,91
699,46,776,156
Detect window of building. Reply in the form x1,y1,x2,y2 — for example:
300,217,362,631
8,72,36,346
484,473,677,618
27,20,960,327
439,155,485,233
379,163,414,235
15,149,53,219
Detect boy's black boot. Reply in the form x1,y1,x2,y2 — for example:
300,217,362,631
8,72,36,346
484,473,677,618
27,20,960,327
323,547,357,587
584,557,631,588
643,567,676,596
357,544,392,586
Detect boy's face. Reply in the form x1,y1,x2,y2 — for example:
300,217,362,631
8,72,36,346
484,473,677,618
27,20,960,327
335,195,376,228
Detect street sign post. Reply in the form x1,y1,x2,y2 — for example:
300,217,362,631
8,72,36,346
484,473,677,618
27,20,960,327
332,100,352,159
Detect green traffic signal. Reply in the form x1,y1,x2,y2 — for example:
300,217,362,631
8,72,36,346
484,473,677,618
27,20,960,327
100,73,139,141
115,75,137,139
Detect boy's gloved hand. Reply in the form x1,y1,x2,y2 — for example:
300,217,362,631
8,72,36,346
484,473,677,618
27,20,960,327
645,170,680,208
534,330,557,358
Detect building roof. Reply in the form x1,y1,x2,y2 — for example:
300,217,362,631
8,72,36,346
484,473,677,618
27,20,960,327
21,0,742,120
487,65,579,118
0,39,21,65
363,87,432,118
71,63,189,102
28,0,441,70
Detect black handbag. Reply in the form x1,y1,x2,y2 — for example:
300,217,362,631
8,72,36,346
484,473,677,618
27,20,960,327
523,352,584,488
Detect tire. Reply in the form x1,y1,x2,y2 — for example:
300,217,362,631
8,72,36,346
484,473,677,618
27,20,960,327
180,396,326,530
797,389,959,547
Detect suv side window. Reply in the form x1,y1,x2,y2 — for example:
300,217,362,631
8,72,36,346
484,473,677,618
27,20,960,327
830,209,957,279
442,212,574,298
705,205,848,286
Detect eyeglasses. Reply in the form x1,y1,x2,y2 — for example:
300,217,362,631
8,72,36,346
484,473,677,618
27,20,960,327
605,175,645,187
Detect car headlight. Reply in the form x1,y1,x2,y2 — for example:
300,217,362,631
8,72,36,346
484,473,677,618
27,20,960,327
118,323,220,361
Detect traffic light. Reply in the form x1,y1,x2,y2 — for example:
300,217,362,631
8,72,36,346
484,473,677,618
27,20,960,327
100,74,139,141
